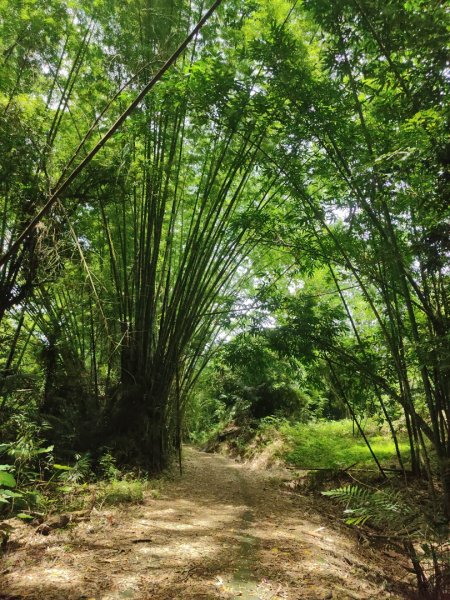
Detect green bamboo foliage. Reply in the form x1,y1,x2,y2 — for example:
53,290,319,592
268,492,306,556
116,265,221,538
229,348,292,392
96,76,274,468
0,2,303,468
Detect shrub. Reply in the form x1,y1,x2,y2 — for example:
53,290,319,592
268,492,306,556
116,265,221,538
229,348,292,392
98,451,121,481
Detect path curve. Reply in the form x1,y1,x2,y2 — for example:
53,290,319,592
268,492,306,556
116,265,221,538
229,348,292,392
1,448,408,599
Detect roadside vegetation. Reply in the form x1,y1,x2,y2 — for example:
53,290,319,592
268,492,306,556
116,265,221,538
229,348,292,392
0,420,156,534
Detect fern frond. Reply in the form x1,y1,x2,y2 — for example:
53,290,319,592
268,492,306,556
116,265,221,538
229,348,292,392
322,484,415,531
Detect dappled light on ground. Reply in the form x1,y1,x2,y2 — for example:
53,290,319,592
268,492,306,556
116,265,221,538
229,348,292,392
1,448,409,599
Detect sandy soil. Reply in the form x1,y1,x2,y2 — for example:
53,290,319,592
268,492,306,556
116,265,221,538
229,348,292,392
0,447,412,600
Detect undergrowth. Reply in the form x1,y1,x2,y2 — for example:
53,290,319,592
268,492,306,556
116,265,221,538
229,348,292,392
0,428,158,520
323,482,449,599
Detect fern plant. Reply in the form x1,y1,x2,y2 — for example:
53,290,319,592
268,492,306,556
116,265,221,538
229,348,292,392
323,484,449,599
323,484,413,529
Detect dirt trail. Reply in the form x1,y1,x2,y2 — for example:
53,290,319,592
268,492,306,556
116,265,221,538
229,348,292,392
1,448,409,600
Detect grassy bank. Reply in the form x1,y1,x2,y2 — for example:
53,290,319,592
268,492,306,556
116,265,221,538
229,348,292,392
278,419,410,470
202,417,410,472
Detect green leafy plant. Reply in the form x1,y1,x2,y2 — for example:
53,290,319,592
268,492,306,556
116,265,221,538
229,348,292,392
56,453,92,484
0,418,54,487
0,465,22,508
98,451,121,481
323,484,411,527
323,484,449,598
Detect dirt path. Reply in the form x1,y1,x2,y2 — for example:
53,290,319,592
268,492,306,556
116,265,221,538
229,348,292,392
1,448,409,600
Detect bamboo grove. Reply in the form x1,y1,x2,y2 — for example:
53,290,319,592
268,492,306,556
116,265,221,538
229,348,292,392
0,0,449,514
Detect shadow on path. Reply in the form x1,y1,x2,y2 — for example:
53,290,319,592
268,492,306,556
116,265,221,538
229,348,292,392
1,448,411,600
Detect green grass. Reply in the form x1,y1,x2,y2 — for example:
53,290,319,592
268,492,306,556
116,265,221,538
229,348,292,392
98,479,147,506
279,419,410,470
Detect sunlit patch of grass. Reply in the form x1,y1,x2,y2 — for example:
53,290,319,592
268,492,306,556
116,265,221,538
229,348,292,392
98,479,147,506
280,419,410,469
